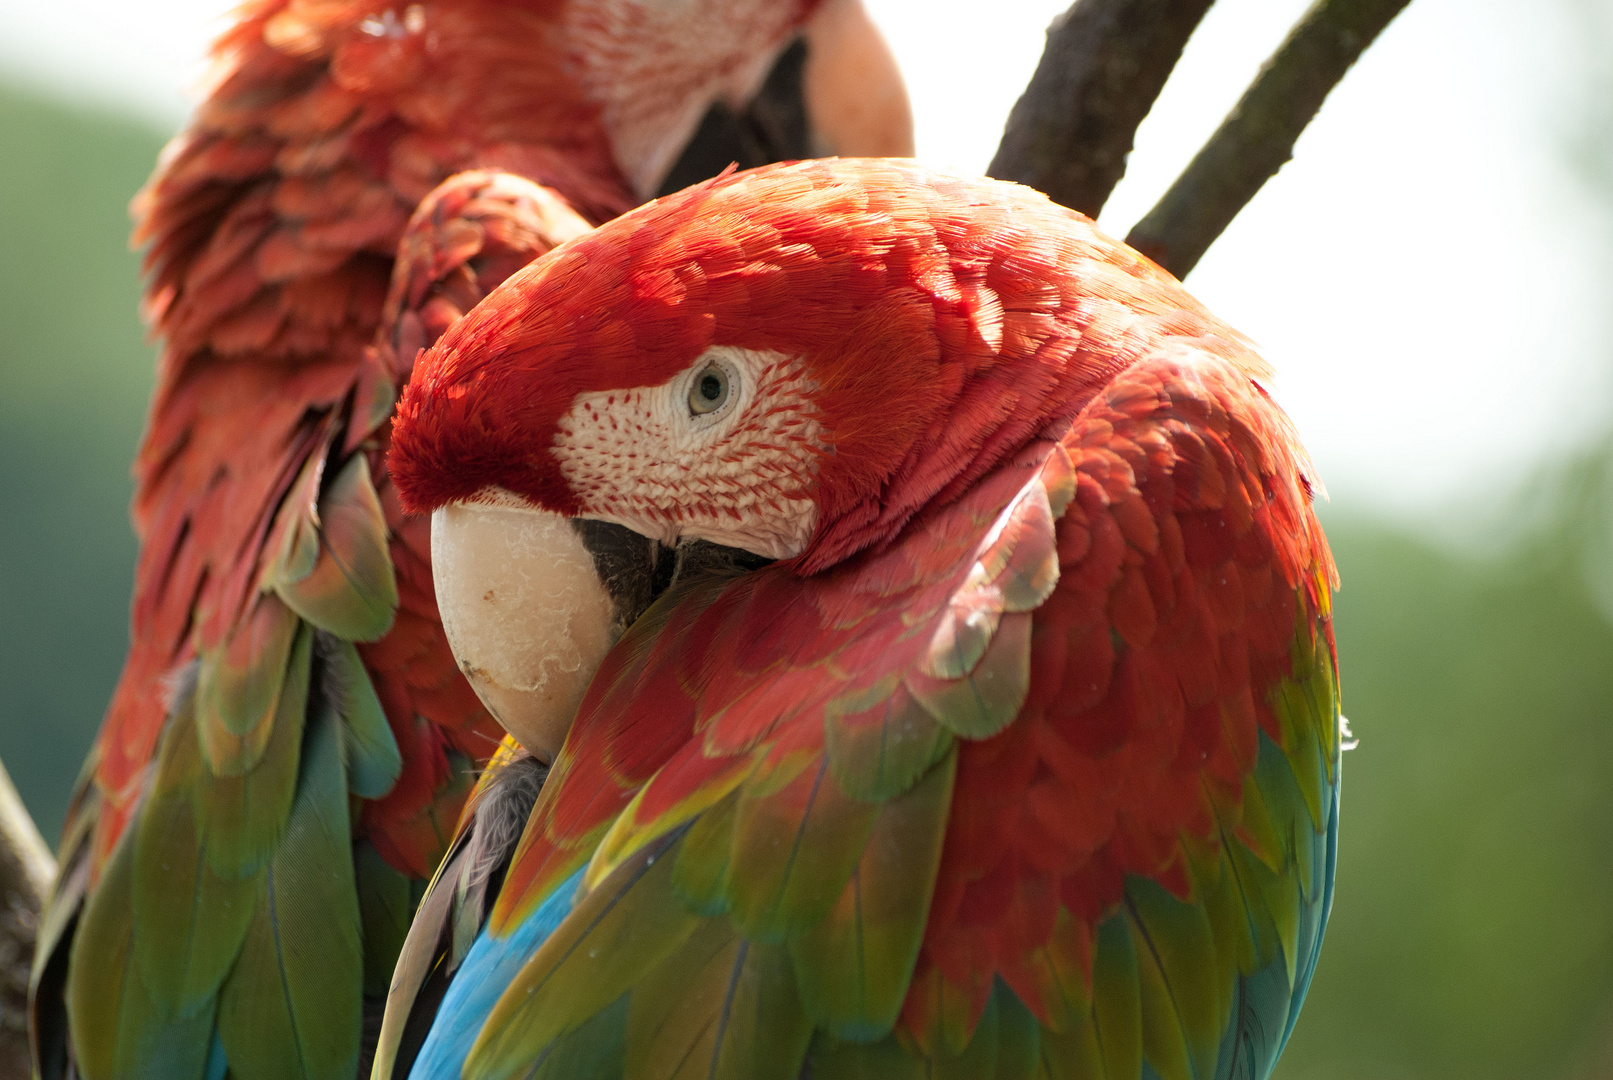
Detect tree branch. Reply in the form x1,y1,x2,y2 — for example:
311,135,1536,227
1125,0,1412,278
988,0,1215,219
0,759,51,1078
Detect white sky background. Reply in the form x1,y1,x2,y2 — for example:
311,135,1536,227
0,0,1608,525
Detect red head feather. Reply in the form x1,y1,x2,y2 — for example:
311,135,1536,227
390,158,1257,570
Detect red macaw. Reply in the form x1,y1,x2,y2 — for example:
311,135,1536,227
28,4,913,1079
379,158,1342,1079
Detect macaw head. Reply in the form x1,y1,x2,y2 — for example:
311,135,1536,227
389,158,1226,756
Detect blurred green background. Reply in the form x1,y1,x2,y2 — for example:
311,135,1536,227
0,81,156,837
4,28,1613,1079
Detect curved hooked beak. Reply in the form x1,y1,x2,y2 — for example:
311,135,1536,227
430,502,671,763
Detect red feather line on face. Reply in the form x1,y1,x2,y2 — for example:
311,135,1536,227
390,157,1267,572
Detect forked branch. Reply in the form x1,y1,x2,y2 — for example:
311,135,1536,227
1125,0,1413,277
990,0,1412,279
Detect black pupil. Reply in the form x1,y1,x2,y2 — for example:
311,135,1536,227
699,373,723,402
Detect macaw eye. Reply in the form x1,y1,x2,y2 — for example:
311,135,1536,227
688,363,731,416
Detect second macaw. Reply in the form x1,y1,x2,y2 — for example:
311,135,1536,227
29,3,914,1078
378,158,1342,1080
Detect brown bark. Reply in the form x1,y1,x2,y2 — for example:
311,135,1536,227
987,0,1215,219
1125,0,1413,278
0,759,52,1080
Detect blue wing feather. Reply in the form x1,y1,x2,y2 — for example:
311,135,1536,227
407,867,587,1080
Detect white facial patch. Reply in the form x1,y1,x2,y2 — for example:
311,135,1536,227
560,0,803,198
551,346,825,560
430,499,620,762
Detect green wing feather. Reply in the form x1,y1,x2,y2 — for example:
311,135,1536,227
823,678,954,802
216,698,363,1080
193,626,311,878
63,443,409,1080
725,755,884,938
327,637,403,800
67,816,216,1080
195,596,301,774
787,750,955,1040
273,453,398,643
357,842,418,999
130,693,263,1014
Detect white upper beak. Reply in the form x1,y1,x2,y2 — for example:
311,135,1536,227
430,501,626,763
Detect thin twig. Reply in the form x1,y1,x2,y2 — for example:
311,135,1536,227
0,759,51,1079
988,0,1215,219
1126,0,1413,278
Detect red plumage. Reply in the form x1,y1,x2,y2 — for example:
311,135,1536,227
387,159,1339,1073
